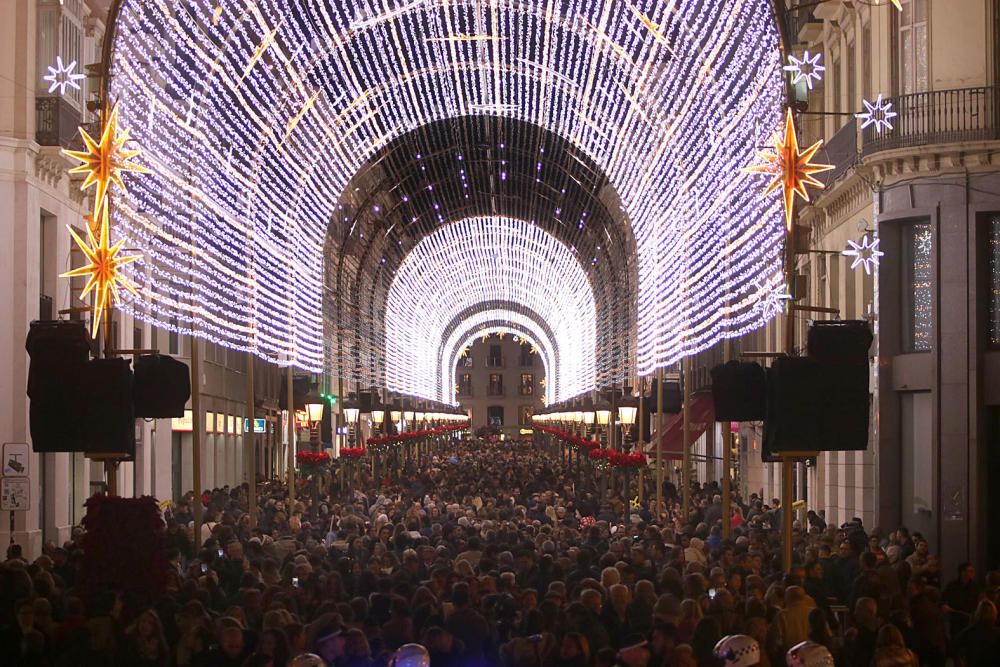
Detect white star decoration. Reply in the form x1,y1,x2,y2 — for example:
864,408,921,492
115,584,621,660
756,278,792,321
783,51,825,90
856,94,898,134
43,56,86,95
843,234,885,275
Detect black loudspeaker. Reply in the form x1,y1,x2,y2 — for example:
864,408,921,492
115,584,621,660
763,356,870,456
642,380,682,442
710,361,767,422
647,379,682,413
320,402,333,444
278,377,311,410
82,358,136,456
808,320,873,362
26,321,91,453
133,354,191,418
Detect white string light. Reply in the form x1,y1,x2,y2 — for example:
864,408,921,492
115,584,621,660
385,217,595,403
107,0,784,377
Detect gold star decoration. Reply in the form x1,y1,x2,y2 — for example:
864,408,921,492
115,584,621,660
890,0,902,10
64,104,150,218
61,202,140,337
744,108,833,230
497,331,505,340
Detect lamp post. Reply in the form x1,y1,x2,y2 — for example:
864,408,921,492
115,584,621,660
618,400,638,524
596,408,611,501
305,397,324,452
343,403,360,498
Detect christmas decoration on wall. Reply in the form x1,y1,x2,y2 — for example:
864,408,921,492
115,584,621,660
43,56,86,95
842,234,885,275
64,104,150,218
61,204,140,337
783,51,825,90
105,0,785,378
856,94,898,134
61,102,149,337
745,108,834,231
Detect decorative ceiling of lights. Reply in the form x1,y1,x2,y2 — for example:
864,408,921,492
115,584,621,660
384,216,593,403
107,0,784,383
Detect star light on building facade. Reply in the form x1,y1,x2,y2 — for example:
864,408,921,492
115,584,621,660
64,104,150,217
842,234,885,275
744,108,834,230
856,94,898,134
43,56,86,95
61,204,141,337
783,51,825,90
755,278,792,321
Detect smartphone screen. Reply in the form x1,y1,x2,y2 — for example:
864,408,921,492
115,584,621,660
200,563,208,574
217,548,224,558
292,576,300,588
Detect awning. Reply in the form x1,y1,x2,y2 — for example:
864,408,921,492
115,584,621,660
646,391,715,459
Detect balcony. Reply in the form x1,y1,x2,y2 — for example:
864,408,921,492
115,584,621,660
35,96,83,148
820,117,859,186
862,86,1000,157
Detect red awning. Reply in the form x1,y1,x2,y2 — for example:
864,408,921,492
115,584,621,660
647,391,715,459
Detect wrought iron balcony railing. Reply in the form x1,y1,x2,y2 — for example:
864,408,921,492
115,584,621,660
35,96,82,148
862,86,1000,156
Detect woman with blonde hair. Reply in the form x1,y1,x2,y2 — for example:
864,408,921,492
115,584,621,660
677,598,703,644
124,609,169,667
872,624,918,667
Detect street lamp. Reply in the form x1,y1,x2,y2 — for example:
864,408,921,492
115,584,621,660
305,393,324,452
618,403,638,443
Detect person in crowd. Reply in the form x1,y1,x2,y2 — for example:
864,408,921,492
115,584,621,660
0,438,991,667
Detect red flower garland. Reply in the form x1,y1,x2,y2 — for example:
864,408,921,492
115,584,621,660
367,422,469,447
296,451,331,467
339,447,366,459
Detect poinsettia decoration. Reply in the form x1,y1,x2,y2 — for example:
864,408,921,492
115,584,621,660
296,451,331,476
339,447,366,459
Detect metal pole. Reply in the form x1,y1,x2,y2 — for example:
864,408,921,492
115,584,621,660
682,357,691,521
656,367,664,516
782,201,798,573
245,352,256,530
286,364,295,504
722,341,732,539
191,335,203,551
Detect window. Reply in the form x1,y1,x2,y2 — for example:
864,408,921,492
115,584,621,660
519,405,534,425
903,220,933,352
846,39,857,116
488,373,504,396
520,373,534,395
458,354,473,368
988,216,1000,346
899,0,929,95
519,345,534,367
458,373,473,396
487,344,503,368
831,55,840,114
487,406,505,427
862,20,872,101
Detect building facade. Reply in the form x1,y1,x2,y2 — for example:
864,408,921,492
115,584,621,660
455,335,546,438
737,0,1000,571
0,0,295,556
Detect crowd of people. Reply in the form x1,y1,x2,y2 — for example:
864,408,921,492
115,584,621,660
1,437,998,667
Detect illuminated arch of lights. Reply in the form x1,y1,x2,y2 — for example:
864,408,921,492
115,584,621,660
446,325,553,405
107,0,784,376
441,312,560,405
386,217,595,403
